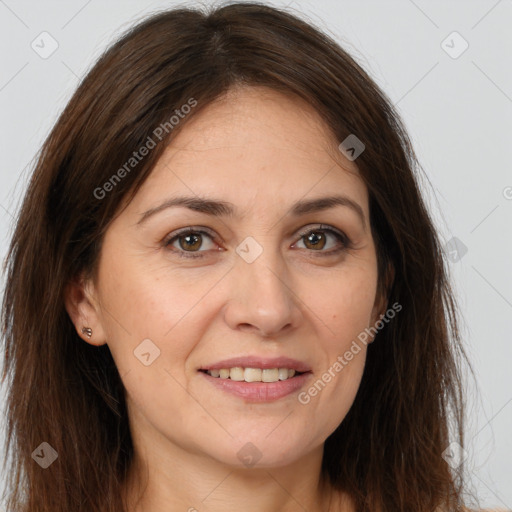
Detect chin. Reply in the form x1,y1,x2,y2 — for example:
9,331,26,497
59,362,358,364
204,433,318,469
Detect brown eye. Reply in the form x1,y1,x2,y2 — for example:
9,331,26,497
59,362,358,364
164,229,217,258
302,231,327,250
294,226,350,256
177,233,203,251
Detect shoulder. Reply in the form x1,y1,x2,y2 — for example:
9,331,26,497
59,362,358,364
463,508,512,512
442,507,511,512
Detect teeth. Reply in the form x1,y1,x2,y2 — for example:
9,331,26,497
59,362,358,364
230,367,244,381
262,368,278,382
206,367,301,382
244,368,262,382
278,368,289,380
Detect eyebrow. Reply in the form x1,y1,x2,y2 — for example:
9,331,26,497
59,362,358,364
136,194,366,230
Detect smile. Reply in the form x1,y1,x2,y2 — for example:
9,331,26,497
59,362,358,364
199,368,312,402
201,367,301,382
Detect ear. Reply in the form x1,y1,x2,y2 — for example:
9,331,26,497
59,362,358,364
64,272,107,346
368,261,395,343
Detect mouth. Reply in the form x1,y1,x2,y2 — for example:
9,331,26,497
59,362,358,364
199,367,306,382
198,368,312,402
197,357,312,402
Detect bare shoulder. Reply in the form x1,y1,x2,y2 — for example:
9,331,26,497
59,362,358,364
442,507,512,512
463,508,512,512
478,508,512,512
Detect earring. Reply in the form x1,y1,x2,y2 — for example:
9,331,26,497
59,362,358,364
81,327,93,338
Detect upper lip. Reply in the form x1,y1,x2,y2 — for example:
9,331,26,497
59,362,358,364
199,356,312,373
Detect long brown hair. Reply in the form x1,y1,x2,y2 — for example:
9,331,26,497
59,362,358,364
1,3,474,511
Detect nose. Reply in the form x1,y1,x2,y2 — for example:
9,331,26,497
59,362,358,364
222,248,304,338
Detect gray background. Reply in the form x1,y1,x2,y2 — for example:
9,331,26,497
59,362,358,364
0,0,511,509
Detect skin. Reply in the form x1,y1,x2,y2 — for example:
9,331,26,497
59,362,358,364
65,85,389,512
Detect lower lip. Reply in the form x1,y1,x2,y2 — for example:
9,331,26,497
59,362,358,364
199,371,312,402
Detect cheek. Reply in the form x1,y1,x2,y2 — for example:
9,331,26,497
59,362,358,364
297,344,368,448
100,255,215,339
296,267,376,419
302,265,378,344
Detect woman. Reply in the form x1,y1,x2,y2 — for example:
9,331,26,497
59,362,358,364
0,2,491,511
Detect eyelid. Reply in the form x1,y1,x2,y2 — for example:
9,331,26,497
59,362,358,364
166,225,218,240
295,223,347,241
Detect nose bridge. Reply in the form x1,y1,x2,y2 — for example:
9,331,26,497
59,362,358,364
223,235,302,336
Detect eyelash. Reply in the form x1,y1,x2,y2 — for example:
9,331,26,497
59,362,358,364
163,224,352,259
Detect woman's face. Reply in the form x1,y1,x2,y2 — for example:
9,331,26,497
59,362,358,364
71,85,384,469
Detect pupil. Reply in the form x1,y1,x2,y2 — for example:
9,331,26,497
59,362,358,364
181,234,201,251
307,232,325,249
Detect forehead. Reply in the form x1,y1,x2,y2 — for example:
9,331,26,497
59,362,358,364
128,86,367,219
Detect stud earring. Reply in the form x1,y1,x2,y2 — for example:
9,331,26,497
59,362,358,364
81,327,93,338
